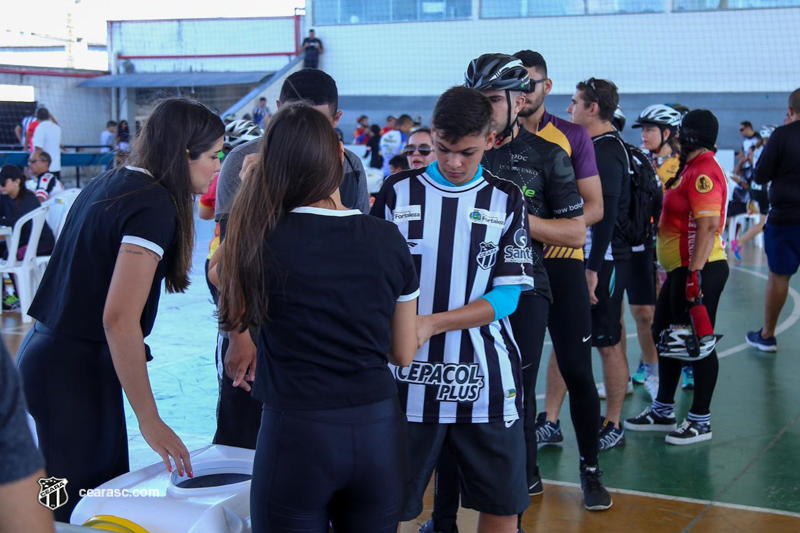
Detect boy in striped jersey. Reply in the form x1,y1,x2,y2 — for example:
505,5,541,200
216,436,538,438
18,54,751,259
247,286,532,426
371,87,533,532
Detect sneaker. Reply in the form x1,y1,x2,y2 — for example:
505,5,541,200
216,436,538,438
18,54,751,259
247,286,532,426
419,521,457,533
528,470,543,496
579,463,612,511
746,329,778,352
665,419,712,445
732,240,742,261
624,406,677,432
2,294,20,310
598,419,625,451
597,378,633,399
644,375,660,401
534,412,563,445
631,360,646,384
681,366,694,390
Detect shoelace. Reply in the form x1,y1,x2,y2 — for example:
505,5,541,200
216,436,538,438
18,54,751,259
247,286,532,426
536,423,557,441
582,467,605,492
599,430,621,447
675,420,693,434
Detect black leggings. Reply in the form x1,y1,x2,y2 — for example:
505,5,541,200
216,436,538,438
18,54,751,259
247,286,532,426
251,398,407,533
544,258,600,466
653,261,729,415
16,323,129,522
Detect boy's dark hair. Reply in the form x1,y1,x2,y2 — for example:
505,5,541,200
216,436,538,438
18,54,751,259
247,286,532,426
279,68,338,116
36,107,50,121
790,88,800,114
513,50,548,77
259,97,267,102
576,78,619,123
398,114,414,127
740,120,753,129
389,155,410,171
107,120,117,127
370,124,381,135
432,87,493,143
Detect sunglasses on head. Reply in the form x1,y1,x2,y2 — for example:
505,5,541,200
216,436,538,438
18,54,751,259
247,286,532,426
404,144,433,156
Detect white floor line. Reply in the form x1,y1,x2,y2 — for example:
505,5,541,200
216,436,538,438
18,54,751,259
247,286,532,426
542,478,800,519
535,265,800,400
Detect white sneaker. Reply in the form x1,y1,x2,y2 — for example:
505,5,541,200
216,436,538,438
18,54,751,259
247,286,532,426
597,378,633,399
644,375,659,401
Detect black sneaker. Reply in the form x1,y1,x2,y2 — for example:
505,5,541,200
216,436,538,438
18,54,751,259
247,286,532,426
418,521,458,533
598,418,625,451
528,470,543,496
579,463,612,511
665,419,712,445
624,406,677,432
534,412,563,445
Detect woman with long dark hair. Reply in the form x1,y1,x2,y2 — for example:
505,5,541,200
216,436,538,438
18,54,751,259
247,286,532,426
0,165,55,259
217,103,418,532
17,97,224,521
625,109,729,445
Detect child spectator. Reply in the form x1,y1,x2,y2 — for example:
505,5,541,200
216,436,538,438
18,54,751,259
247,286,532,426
388,154,409,175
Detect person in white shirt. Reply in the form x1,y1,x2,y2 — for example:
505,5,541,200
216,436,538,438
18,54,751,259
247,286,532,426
100,121,117,153
28,150,66,202
32,108,62,176
378,114,414,177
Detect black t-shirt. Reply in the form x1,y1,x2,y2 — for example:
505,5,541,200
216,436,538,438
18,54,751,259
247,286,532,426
251,207,419,410
29,166,177,343
0,335,44,485
302,37,323,59
755,120,800,225
589,133,631,268
0,191,55,255
482,128,583,300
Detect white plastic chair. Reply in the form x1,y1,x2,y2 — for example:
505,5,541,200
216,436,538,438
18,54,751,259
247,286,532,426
727,213,763,250
0,205,50,322
36,188,81,279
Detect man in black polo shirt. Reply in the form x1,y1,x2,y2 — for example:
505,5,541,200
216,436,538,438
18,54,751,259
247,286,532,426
301,29,324,69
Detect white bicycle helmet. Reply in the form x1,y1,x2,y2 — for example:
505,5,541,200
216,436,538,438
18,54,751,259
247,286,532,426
224,119,261,149
633,104,683,129
759,124,777,139
613,106,626,131
657,325,722,362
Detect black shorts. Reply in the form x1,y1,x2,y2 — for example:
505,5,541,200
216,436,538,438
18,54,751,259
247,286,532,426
750,188,769,215
591,259,630,347
626,247,656,306
728,200,747,218
400,421,528,520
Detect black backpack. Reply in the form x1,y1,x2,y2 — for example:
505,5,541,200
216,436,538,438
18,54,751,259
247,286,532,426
598,133,663,247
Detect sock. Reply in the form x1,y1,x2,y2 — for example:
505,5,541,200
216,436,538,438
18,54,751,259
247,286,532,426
644,362,659,378
652,400,675,419
688,411,711,426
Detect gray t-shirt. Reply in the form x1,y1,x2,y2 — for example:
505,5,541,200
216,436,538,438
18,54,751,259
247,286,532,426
215,138,370,221
0,336,44,484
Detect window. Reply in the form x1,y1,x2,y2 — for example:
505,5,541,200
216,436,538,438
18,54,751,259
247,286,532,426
674,0,800,10
481,0,664,18
313,0,471,24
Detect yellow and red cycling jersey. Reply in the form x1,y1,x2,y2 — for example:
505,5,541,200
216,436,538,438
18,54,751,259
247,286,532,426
654,153,680,189
657,152,728,272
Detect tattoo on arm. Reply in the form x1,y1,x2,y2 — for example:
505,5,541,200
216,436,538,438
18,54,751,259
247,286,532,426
120,249,143,256
143,249,160,264
119,248,161,263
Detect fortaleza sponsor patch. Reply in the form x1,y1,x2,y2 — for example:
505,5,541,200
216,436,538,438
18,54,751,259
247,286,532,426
395,361,485,402
467,208,505,228
394,205,422,222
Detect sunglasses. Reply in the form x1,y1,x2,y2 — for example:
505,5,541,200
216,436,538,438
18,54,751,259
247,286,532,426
404,144,433,156
28,159,40,163
522,78,548,94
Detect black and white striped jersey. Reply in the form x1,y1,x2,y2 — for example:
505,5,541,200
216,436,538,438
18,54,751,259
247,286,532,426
371,165,534,424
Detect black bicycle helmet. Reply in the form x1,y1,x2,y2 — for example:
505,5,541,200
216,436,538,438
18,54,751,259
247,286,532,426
464,54,530,92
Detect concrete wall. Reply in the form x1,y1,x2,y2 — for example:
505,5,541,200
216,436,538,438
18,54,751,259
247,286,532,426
0,66,111,146
308,6,799,97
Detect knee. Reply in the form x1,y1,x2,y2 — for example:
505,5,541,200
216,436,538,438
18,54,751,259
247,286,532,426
631,305,655,326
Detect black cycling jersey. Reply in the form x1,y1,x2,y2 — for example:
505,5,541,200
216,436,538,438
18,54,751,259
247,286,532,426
482,128,583,301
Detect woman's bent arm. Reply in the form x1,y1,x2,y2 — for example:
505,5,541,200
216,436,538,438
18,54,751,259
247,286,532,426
389,299,417,367
103,243,192,477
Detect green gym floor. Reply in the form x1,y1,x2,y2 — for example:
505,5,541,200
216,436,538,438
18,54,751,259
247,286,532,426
4,216,799,532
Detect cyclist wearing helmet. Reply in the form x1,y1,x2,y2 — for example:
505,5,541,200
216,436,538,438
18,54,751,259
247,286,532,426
466,53,607,517
624,104,684,395
733,124,776,258
612,106,626,132
625,109,729,446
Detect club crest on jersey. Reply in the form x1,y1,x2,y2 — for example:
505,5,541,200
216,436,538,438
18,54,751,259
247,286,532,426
477,241,499,270
38,477,68,510
695,174,714,193
395,361,485,402
468,208,505,228
394,205,422,222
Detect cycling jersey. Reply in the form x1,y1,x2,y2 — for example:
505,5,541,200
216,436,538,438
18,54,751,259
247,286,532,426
199,174,220,259
34,171,65,201
532,109,598,261
657,152,728,272
482,128,583,301
652,152,680,189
